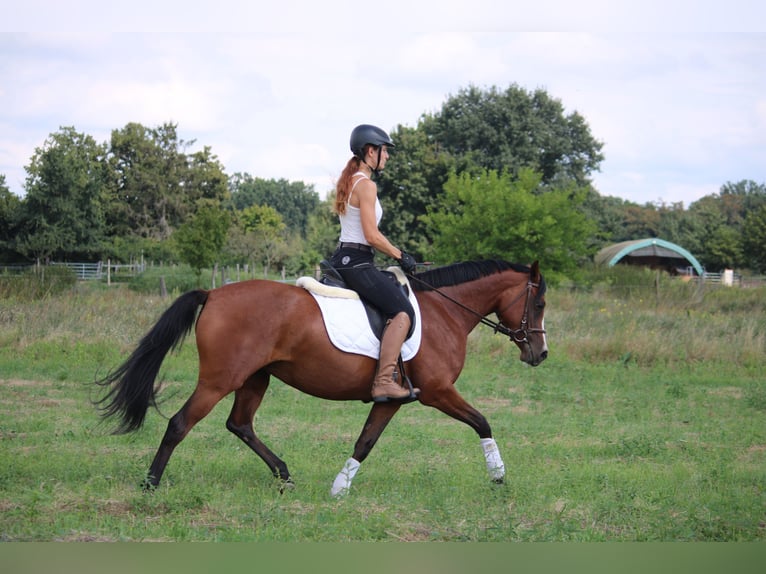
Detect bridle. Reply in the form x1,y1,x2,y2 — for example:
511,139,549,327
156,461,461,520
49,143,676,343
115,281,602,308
494,279,546,344
406,273,546,345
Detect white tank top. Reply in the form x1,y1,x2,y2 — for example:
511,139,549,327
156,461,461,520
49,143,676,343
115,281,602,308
339,172,383,245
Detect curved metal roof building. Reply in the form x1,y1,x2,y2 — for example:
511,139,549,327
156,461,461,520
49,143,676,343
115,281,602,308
594,238,704,276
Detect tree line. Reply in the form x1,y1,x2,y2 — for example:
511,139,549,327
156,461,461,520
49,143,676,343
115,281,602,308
1,84,765,281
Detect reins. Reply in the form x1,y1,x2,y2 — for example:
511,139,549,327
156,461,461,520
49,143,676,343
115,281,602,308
405,271,545,345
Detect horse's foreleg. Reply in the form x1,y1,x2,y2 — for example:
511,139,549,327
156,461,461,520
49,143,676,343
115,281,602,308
226,371,291,487
421,386,506,483
331,402,401,497
145,384,226,489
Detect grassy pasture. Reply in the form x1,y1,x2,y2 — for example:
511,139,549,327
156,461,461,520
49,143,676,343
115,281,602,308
0,268,764,541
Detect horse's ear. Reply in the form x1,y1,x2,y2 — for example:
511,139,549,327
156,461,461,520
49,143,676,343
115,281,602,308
530,260,540,281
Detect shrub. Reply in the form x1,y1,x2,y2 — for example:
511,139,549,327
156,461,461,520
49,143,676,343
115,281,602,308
127,265,212,294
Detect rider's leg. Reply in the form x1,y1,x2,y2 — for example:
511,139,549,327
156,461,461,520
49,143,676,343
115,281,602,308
371,312,418,402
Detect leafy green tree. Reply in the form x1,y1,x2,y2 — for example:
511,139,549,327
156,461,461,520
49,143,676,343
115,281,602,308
718,179,766,220
108,122,183,239
420,84,604,186
688,180,766,271
107,122,228,241
17,127,109,261
377,125,456,256
377,84,604,255
228,174,319,237
655,203,707,262
581,191,638,247
300,196,340,269
184,145,230,207
702,226,744,271
0,175,23,260
238,204,288,277
424,168,595,280
742,204,766,272
174,200,230,284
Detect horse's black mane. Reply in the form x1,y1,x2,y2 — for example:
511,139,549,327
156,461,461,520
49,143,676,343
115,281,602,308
410,260,546,296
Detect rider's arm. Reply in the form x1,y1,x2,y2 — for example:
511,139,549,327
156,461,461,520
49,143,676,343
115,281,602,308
356,179,402,260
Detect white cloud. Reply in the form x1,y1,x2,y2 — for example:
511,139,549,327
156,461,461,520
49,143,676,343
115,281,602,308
1,7,765,208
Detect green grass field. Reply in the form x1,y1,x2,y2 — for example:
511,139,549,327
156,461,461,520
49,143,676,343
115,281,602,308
1,269,764,541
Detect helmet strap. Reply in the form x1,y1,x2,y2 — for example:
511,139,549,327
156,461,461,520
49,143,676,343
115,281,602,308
361,146,383,178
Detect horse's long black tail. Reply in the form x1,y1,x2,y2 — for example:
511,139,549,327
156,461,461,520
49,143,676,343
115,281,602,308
95,289,209,434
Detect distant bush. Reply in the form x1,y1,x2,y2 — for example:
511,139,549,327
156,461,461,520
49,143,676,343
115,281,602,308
127,265,213,295
0,265,77,300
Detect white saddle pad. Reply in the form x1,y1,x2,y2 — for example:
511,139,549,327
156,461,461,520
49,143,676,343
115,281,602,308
296,269,422,361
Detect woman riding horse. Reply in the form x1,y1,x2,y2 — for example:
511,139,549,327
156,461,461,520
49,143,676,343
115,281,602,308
329,124,419,403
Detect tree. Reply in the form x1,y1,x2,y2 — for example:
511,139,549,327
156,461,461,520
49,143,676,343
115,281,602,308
655,203,707,264
17,127,109,261
581,191,638,247
420,84,604,186
742,204,766,272
376,125,455,256
300,195,340,271
424,168,596,280
107,122,183,239
703,226,744,271
718,179,766,220
238,204,288,277
377,84,604,255
107,122,228,242
228,174,319,237
0,175,23,260
689,180,766,271
174,200,230,284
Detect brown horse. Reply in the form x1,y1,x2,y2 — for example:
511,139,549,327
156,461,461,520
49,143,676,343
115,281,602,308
96,259,547,496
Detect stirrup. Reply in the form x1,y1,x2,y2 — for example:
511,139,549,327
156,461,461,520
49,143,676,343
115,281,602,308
372,356,420,404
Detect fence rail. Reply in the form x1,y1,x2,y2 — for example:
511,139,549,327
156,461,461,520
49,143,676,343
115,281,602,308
2,261,145,282
699,270,741,286
50,261,103,280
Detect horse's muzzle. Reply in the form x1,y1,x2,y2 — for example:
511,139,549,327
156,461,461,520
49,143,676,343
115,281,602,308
522,348,548,367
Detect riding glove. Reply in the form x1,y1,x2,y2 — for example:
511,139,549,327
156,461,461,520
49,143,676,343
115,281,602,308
398,251,418,274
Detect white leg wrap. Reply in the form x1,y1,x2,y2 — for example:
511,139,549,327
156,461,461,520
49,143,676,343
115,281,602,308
480,438,505,481
330,457,361,497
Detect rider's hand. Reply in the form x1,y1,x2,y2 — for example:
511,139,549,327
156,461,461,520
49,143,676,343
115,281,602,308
398,251,418,274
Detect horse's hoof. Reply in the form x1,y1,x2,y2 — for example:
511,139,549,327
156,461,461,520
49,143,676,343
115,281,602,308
141,478,158,492
278,479,295,494
492,477,504,485
140,473,159,492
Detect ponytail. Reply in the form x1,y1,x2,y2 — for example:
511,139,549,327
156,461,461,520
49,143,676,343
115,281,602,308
333,156,362,215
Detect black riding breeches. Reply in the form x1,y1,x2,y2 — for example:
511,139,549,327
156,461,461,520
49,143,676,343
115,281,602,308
329,247,415,325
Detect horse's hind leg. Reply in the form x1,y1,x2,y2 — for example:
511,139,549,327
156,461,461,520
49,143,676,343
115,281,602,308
226,370,291,486
145,384,227,489
331,402,401,497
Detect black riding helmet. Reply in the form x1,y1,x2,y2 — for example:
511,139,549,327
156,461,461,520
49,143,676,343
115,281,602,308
349,124,395,157
350,124,394,176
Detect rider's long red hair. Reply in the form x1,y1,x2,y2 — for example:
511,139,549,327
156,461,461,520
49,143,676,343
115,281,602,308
333,152,367,215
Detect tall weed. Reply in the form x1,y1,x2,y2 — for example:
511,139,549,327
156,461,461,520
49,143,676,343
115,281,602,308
552,267,765,368
0,266,77,301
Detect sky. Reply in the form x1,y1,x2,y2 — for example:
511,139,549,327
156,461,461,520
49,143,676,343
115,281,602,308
1,0,765,207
